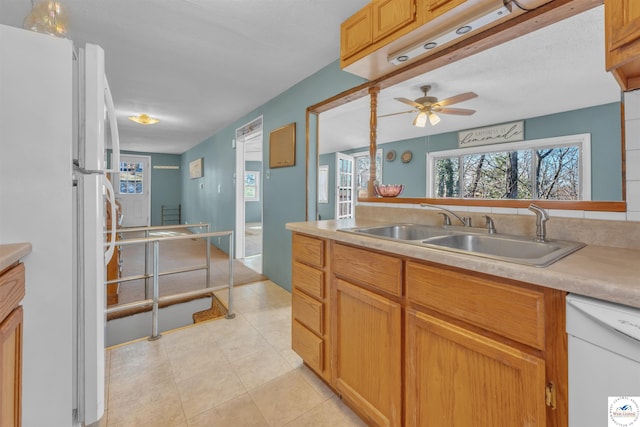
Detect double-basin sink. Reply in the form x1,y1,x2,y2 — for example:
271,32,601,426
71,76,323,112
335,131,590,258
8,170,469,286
338,223,585,267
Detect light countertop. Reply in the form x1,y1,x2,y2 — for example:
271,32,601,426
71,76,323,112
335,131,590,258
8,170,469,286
286,219,640,309
0,243,32,272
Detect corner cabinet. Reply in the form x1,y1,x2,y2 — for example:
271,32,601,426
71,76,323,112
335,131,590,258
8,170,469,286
0,263,25,427
605,0,640,91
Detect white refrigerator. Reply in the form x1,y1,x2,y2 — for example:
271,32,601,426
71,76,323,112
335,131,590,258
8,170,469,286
0,24,120,427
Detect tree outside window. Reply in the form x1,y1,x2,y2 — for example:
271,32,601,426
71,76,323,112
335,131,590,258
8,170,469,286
429,134,589,201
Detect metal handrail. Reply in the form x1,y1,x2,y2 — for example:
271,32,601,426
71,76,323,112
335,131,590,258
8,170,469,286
105,228,235,340
113,223,211,295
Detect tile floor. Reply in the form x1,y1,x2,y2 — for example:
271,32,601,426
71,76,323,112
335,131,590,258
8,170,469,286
99,280,365,427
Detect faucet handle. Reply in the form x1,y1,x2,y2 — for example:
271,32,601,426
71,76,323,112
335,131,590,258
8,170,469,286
438,212,452,226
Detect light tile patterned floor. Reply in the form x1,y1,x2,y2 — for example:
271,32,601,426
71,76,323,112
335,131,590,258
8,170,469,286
100,280,365,427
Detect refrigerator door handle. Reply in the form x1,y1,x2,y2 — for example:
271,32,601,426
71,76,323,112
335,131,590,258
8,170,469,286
104,76,120,175
104,176,117,264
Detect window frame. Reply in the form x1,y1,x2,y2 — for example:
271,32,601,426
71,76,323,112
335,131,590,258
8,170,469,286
244,170,260,202
426,133,591,201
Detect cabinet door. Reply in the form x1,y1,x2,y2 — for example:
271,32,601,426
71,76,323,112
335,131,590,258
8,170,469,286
422,0,466,23
605,0,640,90
333,279,402,427
341,5,372,60
372,0,415,42
1,306,23,427
406,309,546,427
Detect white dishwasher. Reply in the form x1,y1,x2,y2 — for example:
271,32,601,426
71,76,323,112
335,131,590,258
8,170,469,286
566,294,640,427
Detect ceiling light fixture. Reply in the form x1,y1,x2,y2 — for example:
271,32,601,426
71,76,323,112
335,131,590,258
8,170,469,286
388,2,512,66
128,114,160,125
23,1,68,38
428,112,441,126
413,111,428,127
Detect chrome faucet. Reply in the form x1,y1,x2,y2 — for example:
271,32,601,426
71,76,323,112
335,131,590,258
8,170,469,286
483,215,497,234
528,203,549,242
421,203,471,227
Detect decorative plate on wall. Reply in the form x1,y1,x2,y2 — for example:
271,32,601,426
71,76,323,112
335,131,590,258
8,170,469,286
386,150,396,162
401,150,413,163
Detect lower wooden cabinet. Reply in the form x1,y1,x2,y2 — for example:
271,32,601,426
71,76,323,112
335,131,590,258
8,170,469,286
290,233,567,427
0,262,25,427
405,308,546,427
333,278,402,427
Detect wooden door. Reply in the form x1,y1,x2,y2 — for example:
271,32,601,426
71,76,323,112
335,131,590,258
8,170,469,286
372,0,415,42
605,0,640,90
405,309,547,427
333,279,402,427
0,307,22,427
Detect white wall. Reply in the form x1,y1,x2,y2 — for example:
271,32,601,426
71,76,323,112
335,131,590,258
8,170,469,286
625,90,640,221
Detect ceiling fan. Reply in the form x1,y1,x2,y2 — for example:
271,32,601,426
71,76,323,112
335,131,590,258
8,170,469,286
380,85,478,127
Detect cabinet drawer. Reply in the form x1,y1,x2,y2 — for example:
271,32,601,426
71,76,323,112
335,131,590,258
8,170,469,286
292,290,323,336
292,261,323,300
293,233,325,268
406,262,545,350
292,320,323,372
0,263,25,322
333,243,403,297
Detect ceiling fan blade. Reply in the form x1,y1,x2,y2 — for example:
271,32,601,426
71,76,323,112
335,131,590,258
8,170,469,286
434,92,478,108
395,97,424,109
433,107,476,116
378,110,415,118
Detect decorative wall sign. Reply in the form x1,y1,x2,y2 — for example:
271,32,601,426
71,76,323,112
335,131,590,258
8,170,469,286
269,122,296,168
189,158,203,179
458,121,524,147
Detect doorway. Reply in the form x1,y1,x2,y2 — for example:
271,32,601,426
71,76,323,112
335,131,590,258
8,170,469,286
115,154,151,227
235,117,263,273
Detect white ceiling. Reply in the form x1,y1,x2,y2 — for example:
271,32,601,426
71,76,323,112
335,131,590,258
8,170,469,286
0,0,369,154
319,5,621,155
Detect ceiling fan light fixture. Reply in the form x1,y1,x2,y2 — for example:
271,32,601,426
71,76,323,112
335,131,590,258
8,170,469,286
413,111,428,127
128,113,160,125
388,1,512,65
428,112,441,126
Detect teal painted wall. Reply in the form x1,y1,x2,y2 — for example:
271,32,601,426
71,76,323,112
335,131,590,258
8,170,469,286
181,60,367,290
320,102,622,213
122,151,182,226
245,161,262,223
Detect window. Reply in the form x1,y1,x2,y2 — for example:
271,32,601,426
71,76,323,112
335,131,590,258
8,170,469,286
353,149,382,198
244,171,260,201
427,134,591,201
119,161,144,194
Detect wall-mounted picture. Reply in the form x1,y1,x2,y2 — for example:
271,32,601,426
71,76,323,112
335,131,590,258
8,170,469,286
189,157,203,179
269,122,296,168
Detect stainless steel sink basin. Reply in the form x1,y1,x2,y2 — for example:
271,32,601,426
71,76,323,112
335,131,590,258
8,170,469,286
342,223,461,241
338,223,584,267
422,233,585,267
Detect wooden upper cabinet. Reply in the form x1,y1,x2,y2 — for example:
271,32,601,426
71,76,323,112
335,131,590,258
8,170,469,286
372,0,416,42
605,0,640,90
341,4,373,60
420,0,466,24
